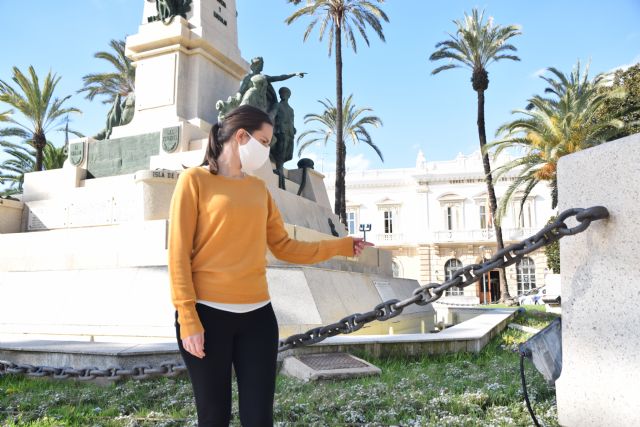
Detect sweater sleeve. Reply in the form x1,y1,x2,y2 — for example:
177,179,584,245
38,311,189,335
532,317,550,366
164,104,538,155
266,186,354,263
168,170,204,340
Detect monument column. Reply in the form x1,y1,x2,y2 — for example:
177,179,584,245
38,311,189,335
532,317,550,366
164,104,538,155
110,0,249,151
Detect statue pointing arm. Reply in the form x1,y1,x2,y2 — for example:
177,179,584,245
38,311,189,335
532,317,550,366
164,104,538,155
267,72,307,83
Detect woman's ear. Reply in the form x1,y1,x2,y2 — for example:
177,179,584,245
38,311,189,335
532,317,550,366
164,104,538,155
233,128,247,145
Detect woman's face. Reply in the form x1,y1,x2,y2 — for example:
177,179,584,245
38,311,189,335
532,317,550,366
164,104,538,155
237,123,274,147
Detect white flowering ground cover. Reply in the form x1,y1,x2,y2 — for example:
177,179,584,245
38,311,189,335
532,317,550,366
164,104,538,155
0,307,558,426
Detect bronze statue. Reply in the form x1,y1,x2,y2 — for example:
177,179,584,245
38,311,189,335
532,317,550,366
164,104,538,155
237,57,306,109
93,92,135,140
215,57,306,189
217,56,305,122
120,93,135,126
95,93,122,140
152,0,192,25
240,75,271,116
271,87,296,189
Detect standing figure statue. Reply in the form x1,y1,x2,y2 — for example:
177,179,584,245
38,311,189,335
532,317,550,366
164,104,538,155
271,87,296,190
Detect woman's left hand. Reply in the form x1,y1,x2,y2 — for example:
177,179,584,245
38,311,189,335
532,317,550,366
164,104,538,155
353,236,375,256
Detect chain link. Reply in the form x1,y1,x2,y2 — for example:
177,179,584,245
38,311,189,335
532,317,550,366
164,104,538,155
0,206,608,381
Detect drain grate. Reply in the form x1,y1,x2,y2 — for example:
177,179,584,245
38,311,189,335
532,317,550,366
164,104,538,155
297,353,368,370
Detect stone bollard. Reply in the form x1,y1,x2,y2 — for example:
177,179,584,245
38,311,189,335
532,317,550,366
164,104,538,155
555,133,640,426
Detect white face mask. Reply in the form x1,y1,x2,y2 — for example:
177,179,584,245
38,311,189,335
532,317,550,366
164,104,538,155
238,131,270,172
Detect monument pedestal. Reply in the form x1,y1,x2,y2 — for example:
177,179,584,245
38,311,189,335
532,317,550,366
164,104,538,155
0,0,436,344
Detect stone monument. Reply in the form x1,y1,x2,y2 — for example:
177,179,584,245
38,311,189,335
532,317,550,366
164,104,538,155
555,133,640,426
0,0,435,343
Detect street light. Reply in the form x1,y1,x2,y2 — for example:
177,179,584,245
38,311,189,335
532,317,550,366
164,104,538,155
479,245,491,305
359,223,372,241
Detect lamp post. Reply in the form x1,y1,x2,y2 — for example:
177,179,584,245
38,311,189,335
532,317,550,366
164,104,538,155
359,223,371,242
479,245,490,305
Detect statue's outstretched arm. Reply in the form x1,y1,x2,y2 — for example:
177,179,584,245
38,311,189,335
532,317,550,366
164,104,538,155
267,72,307,82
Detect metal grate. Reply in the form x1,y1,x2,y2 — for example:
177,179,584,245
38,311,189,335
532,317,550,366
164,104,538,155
297,353,368,370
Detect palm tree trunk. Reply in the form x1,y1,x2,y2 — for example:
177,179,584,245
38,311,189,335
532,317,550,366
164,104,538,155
34,133,45,172
476,88,511,301
334,23,347,227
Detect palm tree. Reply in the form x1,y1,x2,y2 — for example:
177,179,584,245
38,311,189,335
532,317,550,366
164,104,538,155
0,66,82,172
285,0,389,226
484,60,626,224
429,9,522,301
78,39,135,106
297,94,384,165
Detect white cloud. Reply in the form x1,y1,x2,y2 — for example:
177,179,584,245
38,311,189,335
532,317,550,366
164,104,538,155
530,68,547,79
608,54,640,74
309,152,371,175
345,153,370,172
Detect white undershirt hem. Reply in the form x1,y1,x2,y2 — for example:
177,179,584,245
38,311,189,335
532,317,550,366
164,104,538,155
196,299,271,313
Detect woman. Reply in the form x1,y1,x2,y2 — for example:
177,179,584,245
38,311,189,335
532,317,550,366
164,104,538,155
168,104,373,426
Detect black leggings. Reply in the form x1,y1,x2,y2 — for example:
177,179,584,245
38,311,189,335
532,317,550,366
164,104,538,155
174,302,279,426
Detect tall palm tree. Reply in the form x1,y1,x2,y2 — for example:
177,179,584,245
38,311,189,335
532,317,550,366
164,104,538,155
484,60,626,224
429,9,521,301
78,39,135,105
285,0,389,226
0,66,82,172
297,94,384,165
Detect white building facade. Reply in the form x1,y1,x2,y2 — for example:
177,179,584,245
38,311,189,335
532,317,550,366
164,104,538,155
324,149,556,303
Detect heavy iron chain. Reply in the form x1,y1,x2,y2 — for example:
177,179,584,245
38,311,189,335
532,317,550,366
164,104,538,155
0,361,187,381
0,206,609,381
276,206,609,351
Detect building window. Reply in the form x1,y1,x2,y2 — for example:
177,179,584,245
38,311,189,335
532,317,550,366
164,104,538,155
479,205,487,229
516,257,536,295
513,200,534,229
444,258,464,296
442,204,461,230
347,210,357,235
383,210,393,234
438,194,464,231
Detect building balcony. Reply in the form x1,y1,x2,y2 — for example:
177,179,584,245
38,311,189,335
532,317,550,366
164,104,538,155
432,228,536,243
376,233,404,244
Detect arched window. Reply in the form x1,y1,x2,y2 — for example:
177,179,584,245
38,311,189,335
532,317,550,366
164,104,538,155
444,258,464,296
516,257,536,295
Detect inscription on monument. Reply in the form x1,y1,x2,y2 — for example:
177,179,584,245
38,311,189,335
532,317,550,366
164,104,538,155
86,132,160,178
373,281,395,302
27,200,68,231
68,198,114,227
214,11,228,26
161,126,180,153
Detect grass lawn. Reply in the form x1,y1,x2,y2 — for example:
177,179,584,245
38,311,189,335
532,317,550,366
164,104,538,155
1,307,559,426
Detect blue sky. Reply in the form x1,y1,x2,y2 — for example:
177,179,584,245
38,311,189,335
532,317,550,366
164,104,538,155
1,0,639,177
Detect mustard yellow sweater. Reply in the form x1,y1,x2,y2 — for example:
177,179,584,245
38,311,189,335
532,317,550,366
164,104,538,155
168,166,355,339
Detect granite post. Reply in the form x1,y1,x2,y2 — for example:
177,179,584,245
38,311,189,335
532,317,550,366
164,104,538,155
555,133,640,426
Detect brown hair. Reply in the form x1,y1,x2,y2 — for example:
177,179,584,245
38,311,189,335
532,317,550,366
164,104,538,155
191,105,273,174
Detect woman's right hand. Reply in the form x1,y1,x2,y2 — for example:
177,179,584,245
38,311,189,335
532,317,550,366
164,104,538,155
182,332,206,359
